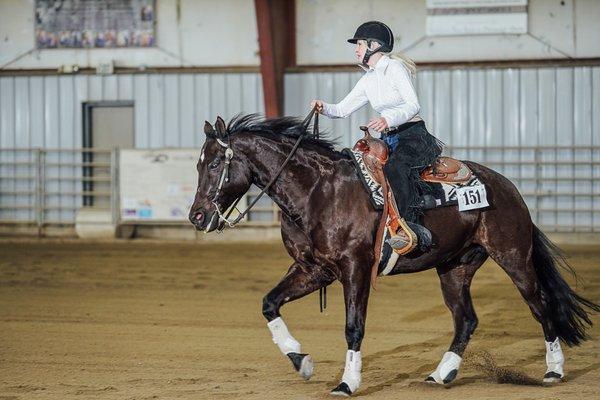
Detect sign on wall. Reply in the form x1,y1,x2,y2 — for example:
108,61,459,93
35,0,156,49
119,149,198,222
426,0,528,36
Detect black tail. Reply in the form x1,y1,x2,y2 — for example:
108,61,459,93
532,225,600,346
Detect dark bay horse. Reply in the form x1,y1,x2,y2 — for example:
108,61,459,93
189,114,599,396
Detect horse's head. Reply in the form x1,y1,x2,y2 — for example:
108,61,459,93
189,116,253,232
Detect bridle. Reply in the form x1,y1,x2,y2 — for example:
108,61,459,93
207,108,320,233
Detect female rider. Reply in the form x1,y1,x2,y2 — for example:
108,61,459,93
311,21,442,251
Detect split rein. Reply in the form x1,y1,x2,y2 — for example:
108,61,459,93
209,108,320,232
209,108,328,313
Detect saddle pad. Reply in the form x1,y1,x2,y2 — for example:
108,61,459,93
431,176,485,207
343,148,384,210
345,147,484,211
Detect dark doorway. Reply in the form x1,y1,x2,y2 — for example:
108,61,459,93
82,101,134,207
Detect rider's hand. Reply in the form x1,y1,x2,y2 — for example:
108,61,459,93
310,100,324,113
367,117,388,132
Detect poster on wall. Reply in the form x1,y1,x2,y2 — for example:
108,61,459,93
35,0,156,49
119,149,198,222
119,149,248,224
426,0,528,36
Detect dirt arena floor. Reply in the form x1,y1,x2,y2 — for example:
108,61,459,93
1,239,599,399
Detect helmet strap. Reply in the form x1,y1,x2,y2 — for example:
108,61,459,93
361,39,382,67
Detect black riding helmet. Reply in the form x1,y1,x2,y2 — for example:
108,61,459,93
348,21,394,65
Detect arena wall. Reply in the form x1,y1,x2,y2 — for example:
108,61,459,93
1,1,599,237
297,0,600,64
1,65,598,233
0,0,260,69
3,1,600,70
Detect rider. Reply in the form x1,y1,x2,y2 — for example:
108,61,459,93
311,21,443,251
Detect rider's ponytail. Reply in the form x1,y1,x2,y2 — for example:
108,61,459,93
390,53,417,81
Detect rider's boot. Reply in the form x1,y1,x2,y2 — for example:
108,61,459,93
387,221,432,253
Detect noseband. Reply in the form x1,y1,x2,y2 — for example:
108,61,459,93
209,108,320,232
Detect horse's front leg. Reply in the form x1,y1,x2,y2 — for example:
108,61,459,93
263,262,333,380
331,263,371,396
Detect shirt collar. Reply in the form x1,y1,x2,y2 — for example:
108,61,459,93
358,54,390,73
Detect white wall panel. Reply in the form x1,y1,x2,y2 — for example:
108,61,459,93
164,75,180,147
0,71,263,149
0,0,259,69
0,71,263,223
297,0,600,64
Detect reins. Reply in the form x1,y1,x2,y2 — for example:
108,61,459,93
210,107,328,313
211,108,320,232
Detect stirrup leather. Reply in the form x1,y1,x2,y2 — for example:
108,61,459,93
385,184,418,255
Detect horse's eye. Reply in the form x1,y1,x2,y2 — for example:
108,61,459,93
209,158,221,170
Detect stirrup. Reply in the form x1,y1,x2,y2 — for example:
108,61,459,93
407,222,432,251
387,221,432,254
386,217,418,255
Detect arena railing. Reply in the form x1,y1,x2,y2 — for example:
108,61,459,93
0,146,598,236
0,148,115,236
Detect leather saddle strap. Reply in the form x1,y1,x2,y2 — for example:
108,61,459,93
370,167,389,290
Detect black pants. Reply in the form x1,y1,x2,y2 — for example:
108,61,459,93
382,121,443,223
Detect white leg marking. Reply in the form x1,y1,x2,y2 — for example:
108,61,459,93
544,338,564,382
428,351,462,384
267,317,301,355
341,350,362,394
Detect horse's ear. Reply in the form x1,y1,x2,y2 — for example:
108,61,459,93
204,121,215,137
215,116,227,137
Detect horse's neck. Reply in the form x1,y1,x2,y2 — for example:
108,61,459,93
245,137,343,220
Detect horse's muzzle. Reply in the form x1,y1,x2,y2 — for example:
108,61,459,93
189,209,218,232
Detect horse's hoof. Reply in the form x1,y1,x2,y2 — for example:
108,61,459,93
543,371,564,384
443,369,458,384
331,382,352,397
425,369,458,385
287,352,313,380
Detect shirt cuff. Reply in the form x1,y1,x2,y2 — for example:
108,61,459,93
321,102,336,118
382,116,394,129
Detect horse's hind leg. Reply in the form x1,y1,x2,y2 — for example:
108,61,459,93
262,262,334,380
426,245,488,385
479,225,564,383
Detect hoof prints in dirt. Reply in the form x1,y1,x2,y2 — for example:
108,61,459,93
464,351,541,386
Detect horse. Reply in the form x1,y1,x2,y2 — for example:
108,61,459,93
188,113,599,396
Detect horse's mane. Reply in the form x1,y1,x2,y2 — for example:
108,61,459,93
224,113,342,154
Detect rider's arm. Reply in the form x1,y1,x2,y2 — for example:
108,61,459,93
380,62,420,128
321,78,368,119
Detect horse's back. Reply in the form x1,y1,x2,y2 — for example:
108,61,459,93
389,160,531,273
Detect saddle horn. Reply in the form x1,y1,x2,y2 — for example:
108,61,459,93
359,125,372,139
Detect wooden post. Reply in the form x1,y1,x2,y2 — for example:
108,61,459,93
255,0,295,117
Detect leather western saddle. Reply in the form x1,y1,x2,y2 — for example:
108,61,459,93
353,126,472,258
420,157,472,183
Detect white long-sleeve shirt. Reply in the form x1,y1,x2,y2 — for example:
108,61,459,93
321,55,421,129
